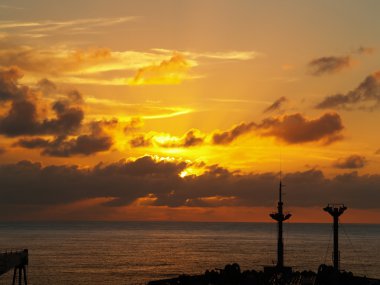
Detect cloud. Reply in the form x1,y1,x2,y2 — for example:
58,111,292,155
182,129,204,147
157,129,205,148
0,17,136,37
308,56,351,76
130,135,152,148
128,53,193,85
263,96,288,113
333,155,367,169
0,67,118,156
257,112,344,144
0,42,258,86
0,67,85,137
0,157,379,220
123,117,144,133
153,48,259,61
130,112,344,148
375,149,380,155
316,71,380,110
212,113,344,145
212,122,256,145
355,46,375,55
0,4,23,10
16,121,114,157
130,129,205,148
0,146,5,155
0,66,24,101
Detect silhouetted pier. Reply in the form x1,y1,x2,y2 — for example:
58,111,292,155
0,249,28,285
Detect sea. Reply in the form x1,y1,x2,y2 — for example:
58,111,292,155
0,222,379,284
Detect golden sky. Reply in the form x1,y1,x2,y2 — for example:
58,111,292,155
0,1,380,223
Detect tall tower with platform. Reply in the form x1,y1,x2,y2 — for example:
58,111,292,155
323,204,347,272
265,180,292,274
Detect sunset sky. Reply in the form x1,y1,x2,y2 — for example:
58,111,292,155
1,0,380,223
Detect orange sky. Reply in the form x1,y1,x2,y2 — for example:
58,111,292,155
0,1,380,223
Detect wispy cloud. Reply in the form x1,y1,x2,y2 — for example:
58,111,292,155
153,48,259,61
0,4,23,10
263,96,288,113
0,43,257,86
308,56,351,76
128,53,196,85
307,46,375,76
0,17,136,37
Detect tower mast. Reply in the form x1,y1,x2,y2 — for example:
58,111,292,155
270,180,291,269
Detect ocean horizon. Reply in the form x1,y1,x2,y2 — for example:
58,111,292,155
0,221,379,284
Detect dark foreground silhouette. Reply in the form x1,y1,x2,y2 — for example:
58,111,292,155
148,263,380,285
148,186,380,285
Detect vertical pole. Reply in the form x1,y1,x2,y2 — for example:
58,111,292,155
12,267,17,285
23,266,27,285
278,218,283,268
333,215,339,271
277,181,284,268
18,267,22,285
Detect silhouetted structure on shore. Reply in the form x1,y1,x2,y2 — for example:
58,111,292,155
323,204,347,272
148,262,380,285
148,184,380,285
0,249,28,285
264,180,292,275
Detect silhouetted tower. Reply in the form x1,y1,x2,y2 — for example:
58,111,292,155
323,204,347,271
270,181,291,269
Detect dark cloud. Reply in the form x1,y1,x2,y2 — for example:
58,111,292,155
308,56,351,76
0,158,379,219
257,112,344,144
161,129,204,148
316,71,380,110
212,113,344,145
0,66,24,102
0,67,84,137
37,78,57,96
355,46,375,55
333,155,367,169
0,97,84,137
16,121,113,157
0,146,5,155
182,130,204,147
17,137,50,149
263,96,288,114
212,122,256,144
130,135,152,148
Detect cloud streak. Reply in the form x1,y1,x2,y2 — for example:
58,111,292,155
263,96,288,114
0,17,136,37
308,56,351,76
316,71,380,110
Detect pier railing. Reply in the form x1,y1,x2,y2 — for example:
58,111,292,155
0,249,28,284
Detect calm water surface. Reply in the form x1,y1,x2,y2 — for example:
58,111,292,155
0,222,379,284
